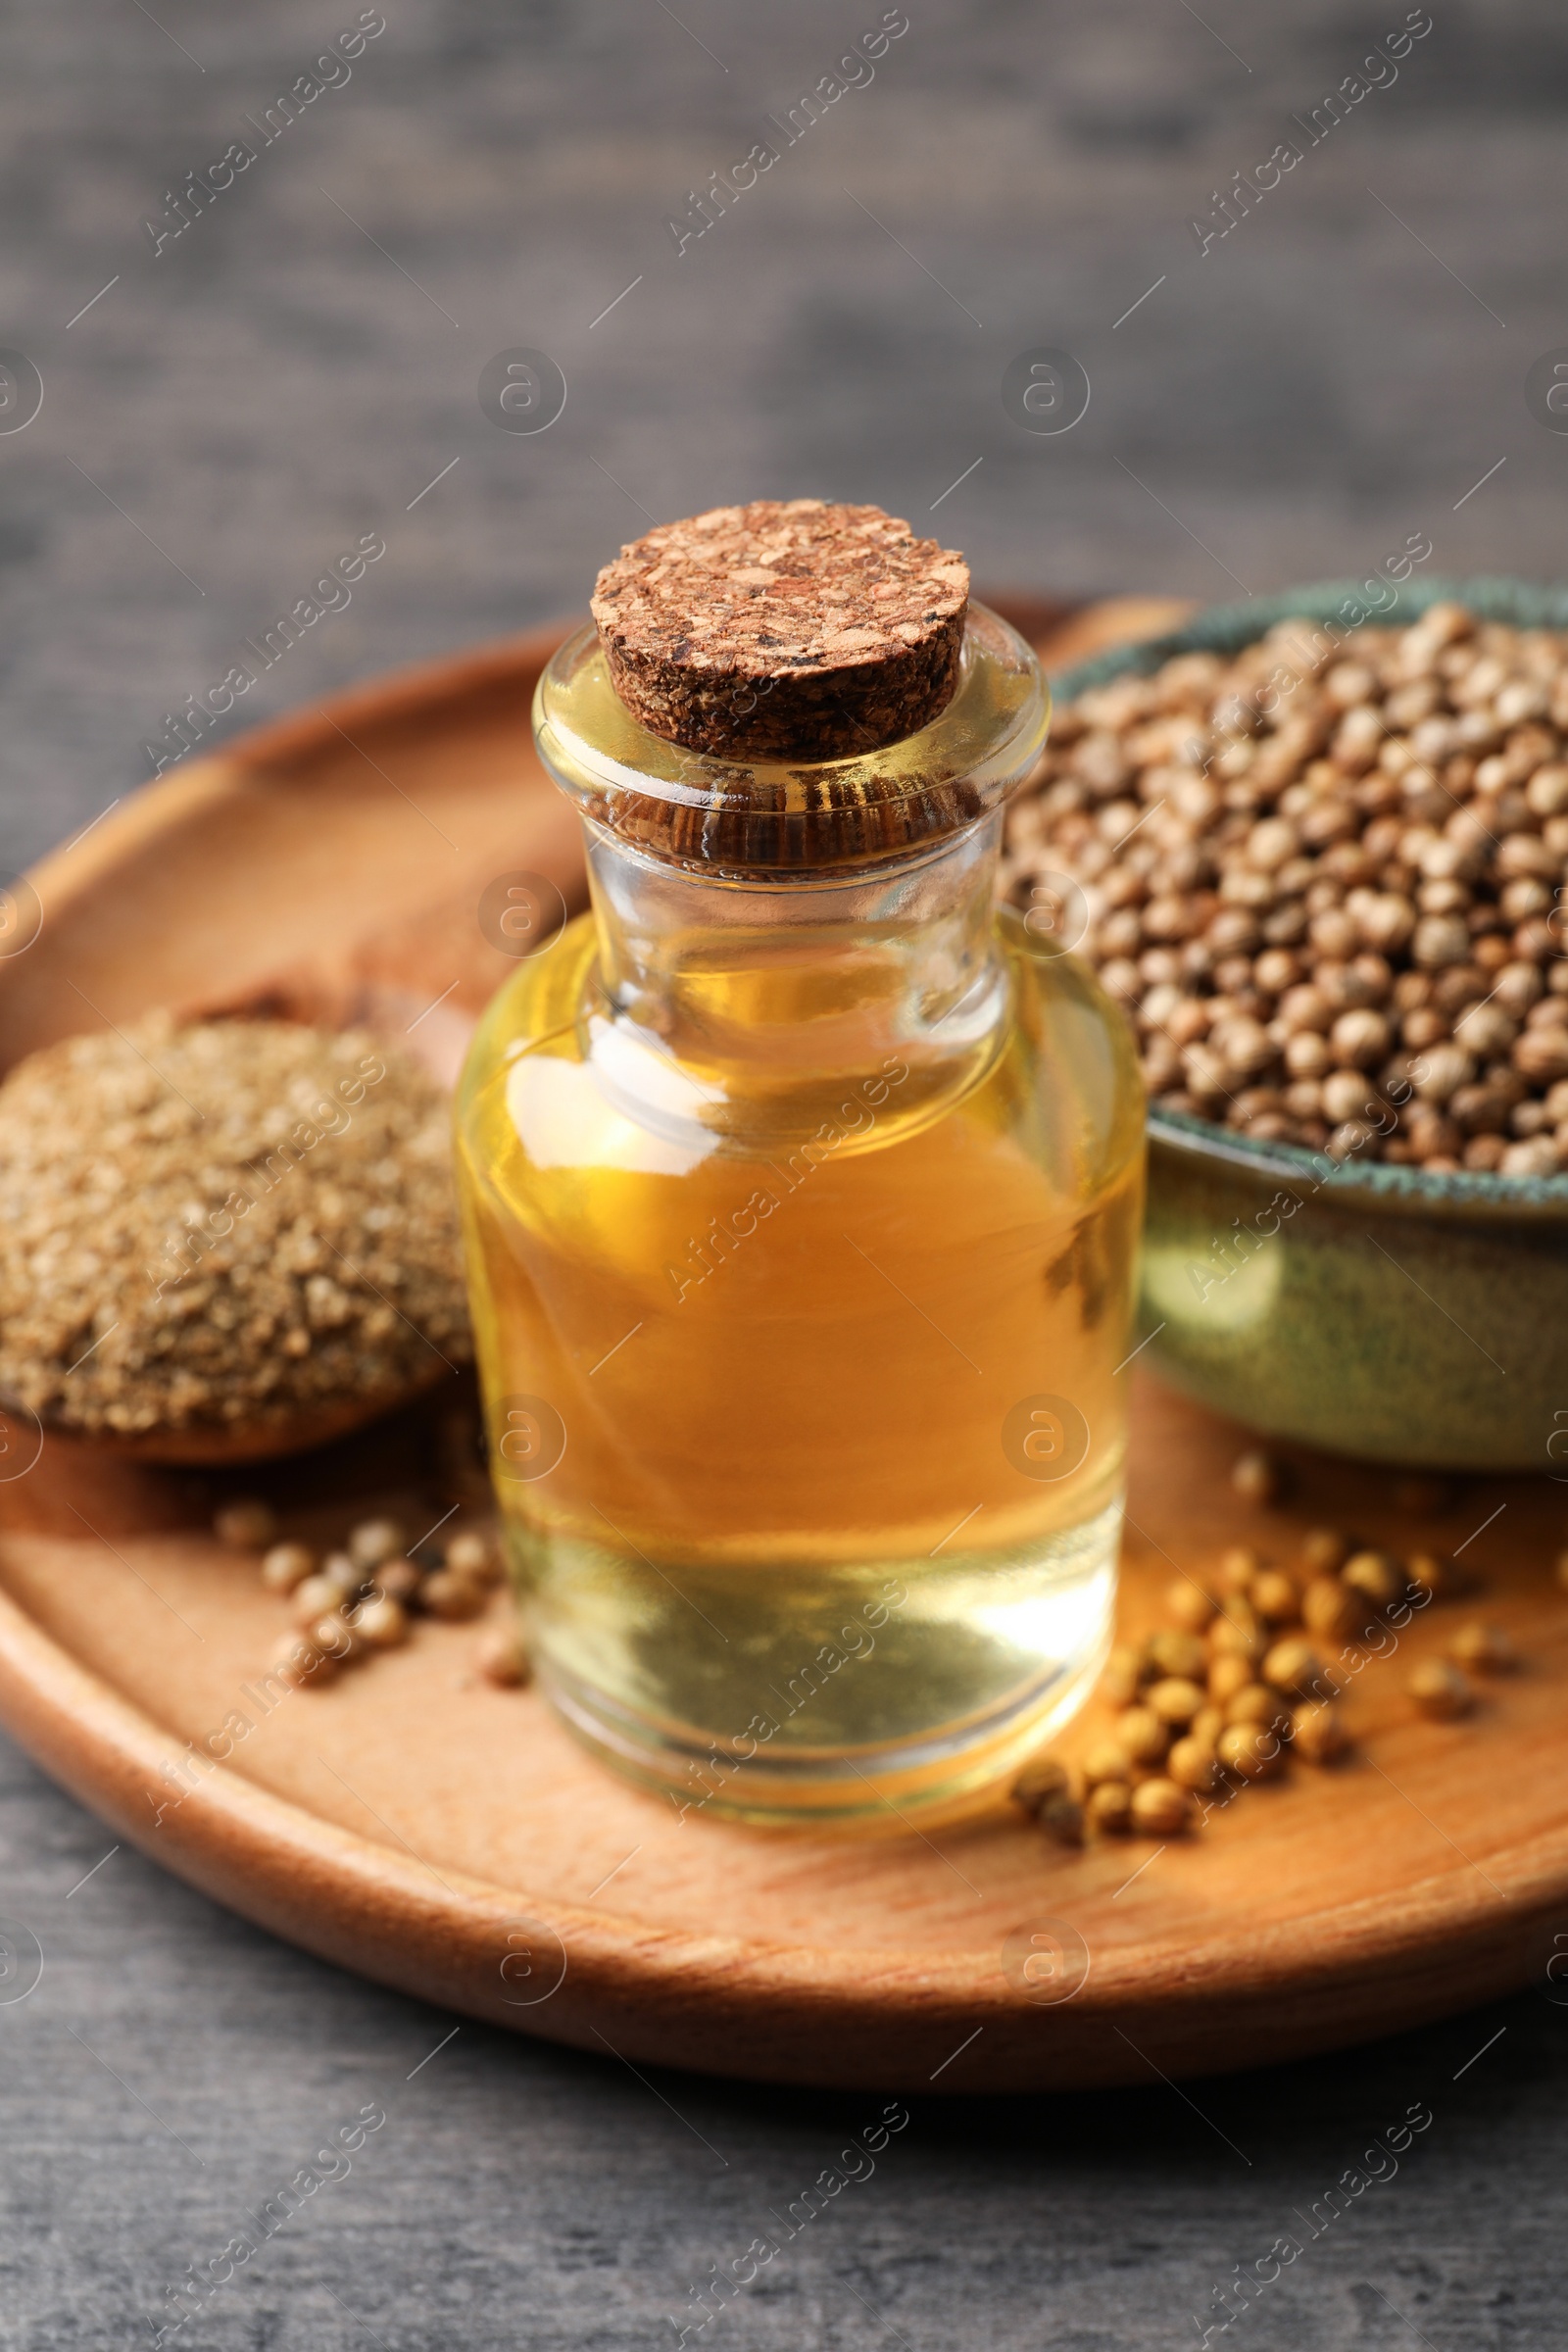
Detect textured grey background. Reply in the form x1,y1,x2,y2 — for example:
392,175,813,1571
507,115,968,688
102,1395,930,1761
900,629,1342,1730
2,1,1566,2345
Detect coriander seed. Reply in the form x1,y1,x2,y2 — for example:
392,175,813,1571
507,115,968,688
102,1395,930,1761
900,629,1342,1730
1207,1653,1256,1706
1218,1544,1262,1592
1302,1577,1360,1642
1446,1620,1517,1674
370,1559,422,1606
1231,1450,1282,1505
1251,1570,1302,1625
1209,1608,1265,1665
1407,1552,1458,1601
351,1594,410,1649
273,1629,337,1689
1116,1705,1170,1768
1102,1645,1147,1706
1083,1740,1134,1788
1146,1629,1209,1683
1147,1676,1207,1727
1407,1659,1474,1720
1217,1723,1284,1781
260,1542,316,1594
348,1518,405,1572
319,1551,364,1599
421,1570,487,1622
1167,1736,1219,1791
307,1611,357,1663
1012,1755,1071,1817
1131,1778,1193,1836
1261,1637,1323,1696
1165,1579,1216,1631
1086,1781,1134,1835
1291,1700,1348,1763
475,1625,532,1689
1037,1793,1087,1847
291,1573,345,1626
1189,1703,1225,1748
1342,1550,1403,1609
446,1530,503,1587
1224,1683,1290,1732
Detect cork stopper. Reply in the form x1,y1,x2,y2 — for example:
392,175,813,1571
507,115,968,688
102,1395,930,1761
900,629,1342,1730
590,499,969,761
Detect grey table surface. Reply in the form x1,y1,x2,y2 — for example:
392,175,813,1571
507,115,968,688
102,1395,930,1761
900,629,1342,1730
2,1,1566,2344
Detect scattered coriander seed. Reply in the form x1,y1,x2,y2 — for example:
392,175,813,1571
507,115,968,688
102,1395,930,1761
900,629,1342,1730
1165,1579,1216,1631
1217,1723,1284,1781
1209,1608,1265,1665
1012,1755,1071,1817
1146,1628,1209,1682
1291,1700,1348,1763
1085,1781,1134,1835
475,1624,532,1689
291,1573,346,1626
1408,1659,1474,1720
421,1570,487,1622
1082,1740,1134,1788
273,1630,337,1689
1224,1683,1290,1732
1251,1570,1301,1625
216,1498,277,1551
1301,1528,1349,1574
348,1517,405,1572
446,1530,504,1587
1037,1793,1087,1847
1342,1549,1404,1609
319,1550,364,1599
1302,1576,1362,1642
370,1558,422,1606
1147,1675,1207,1727
1207,1653,1256,1706
1167,1736,1220,1791
309,1611,359,1662
1131,1777,1194,1836
1446,1620,1517,1674
1102,1644,1147,1706
1189,1703,1225,1749
1261,1637,1324,1696
260,1542,316,1595
1231,1449,1282,1505
1407,1551,1461,1601
351,1593,411,1650
1218,1544,1262,1592
1116,1705,1170,1768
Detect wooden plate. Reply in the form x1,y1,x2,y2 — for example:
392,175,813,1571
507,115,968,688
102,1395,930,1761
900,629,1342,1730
1,593,1560,2094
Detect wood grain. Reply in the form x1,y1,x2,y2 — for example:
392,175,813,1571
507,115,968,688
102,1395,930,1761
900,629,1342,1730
0,600,1557,2095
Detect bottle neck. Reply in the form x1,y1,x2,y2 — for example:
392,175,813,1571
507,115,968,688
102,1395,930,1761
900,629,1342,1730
578,812,1011,1151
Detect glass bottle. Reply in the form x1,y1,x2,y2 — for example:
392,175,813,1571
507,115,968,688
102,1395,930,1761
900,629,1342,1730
454,599,1145,1827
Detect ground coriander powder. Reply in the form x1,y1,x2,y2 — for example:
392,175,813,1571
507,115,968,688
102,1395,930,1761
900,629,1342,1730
0,1014,470,1442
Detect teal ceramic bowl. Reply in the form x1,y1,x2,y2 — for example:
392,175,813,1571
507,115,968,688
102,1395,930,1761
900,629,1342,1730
1052,577,1568,1472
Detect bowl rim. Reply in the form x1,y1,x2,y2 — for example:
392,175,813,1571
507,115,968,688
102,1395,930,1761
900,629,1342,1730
1051,572,1568,1218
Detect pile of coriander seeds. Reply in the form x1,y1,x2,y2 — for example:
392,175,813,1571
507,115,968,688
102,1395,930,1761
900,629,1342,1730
1001,603,1568,1172
1013,1449,1515,1845
214,1496,529,1690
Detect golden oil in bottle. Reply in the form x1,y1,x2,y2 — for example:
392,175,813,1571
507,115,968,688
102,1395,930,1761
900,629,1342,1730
455,593,1145,1826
